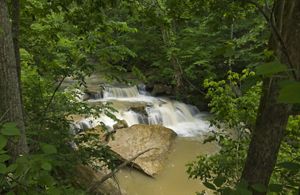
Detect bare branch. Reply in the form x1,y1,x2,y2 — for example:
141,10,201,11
87,147,156,193
0,109,10,123
44,76,67,113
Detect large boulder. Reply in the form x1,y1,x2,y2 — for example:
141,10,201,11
108,124,177,177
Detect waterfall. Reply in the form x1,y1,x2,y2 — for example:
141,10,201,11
76,85,213,137
103,86,140,98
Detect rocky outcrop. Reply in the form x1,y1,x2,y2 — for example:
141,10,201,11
108,124,177,177
151,84,173,96
129,105,147,116
113,120,128,130
128,105,149,124
83,89,103,100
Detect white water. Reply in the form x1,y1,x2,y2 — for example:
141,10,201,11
75,85,213,137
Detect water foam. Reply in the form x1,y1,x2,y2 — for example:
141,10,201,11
77,85,213,137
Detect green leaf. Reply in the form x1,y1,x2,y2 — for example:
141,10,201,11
0,135,7,149
41,143,57,154
42,162,52,171
236,187,252,195
256,61,287,76
0,150,6,154
221,187,236,195
213,176,226,187
224,47,234,57
1,123,20,136
277,161,300,171
203,181,216,190
0,154,10,162
38,172,55,186
268,184,283,192
47,187,61,195
6,164,17,172
278,81,300,103
0,163,7,174
236,188,252,195
252,183,267,192
6,191,15,195
236,179,251,195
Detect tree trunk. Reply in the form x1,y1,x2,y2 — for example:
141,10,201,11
241,78,291,191
241,0,300,194
11,0,21,82
0,0,28,159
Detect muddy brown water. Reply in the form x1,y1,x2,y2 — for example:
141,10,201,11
116,137,218,195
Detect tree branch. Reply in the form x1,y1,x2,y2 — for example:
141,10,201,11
0,109,10,123
245,0,298,80
87,147,156,193
44,76,67,114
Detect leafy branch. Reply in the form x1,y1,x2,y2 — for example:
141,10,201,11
245,0,298,80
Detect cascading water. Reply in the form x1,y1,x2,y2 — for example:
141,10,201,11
103,86,140,98
77,85,213,137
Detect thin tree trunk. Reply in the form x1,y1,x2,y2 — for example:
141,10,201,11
0,0,28,159
241,0,300,194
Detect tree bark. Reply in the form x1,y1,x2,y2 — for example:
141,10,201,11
0,0,28,159
11,0,21,81
241,0,300,194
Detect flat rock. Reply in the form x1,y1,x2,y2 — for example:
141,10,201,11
108,124,177,177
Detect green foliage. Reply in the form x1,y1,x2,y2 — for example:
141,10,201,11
4,0,134,192
187,69,261,193
188,71,300,194
204,69,261,129
114,0,268,110
19,62,119,194
270,115,300,194
0,123,82,194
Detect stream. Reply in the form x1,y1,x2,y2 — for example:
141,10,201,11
72,76,218,194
